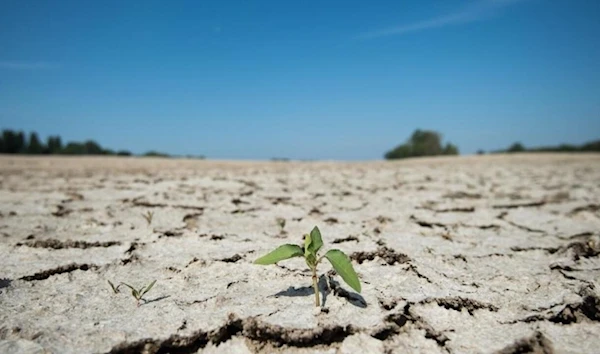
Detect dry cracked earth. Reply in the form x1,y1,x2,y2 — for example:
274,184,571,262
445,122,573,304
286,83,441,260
1,154,599,354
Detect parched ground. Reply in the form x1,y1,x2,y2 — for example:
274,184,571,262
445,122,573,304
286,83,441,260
1,154,599,354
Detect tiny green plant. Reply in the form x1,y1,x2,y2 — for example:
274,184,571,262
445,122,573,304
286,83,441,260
108,280,121,294
275,217,286,235
119,280,156,306
142,211,154,225
254,226,360,307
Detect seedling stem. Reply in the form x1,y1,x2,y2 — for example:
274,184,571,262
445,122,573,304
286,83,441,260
311,266,320,307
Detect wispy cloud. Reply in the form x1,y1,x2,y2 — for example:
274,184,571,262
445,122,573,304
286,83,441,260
356,0,526,40
0,61,58,70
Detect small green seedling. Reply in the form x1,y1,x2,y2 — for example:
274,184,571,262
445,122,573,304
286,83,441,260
275,217,286,231
142,211,154,225
108,280,122,294
255,226,360,307
120,280,157,306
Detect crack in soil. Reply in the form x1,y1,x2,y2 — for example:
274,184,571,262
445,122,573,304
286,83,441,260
495,331,554,354
108,315,355,354
332,235,359,244
129,197,205,211
373,304,450,350
420,297,499,315
410,215,448,228
231,207,262,214
510,246,559,254
51,204,72,217
406,264,433,283
548,287,600,324
428,207,476,213
325,273,367,308
157,229,184,238
125,242,143,254
182,213,202,229
506,287,600,325
350,247,410,265
552,268,595,287
559,238,600,260
443,191,482,199
218,254,243,263
16,238,121,249
568,204,600,216
19,263,98,281
497,213,546,234
492,201,546,209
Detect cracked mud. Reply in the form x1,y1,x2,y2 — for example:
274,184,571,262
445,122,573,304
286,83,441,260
1,154,599,353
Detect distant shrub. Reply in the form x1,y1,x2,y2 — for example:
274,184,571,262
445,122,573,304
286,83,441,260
507,142,525,153
384,129,459,160
143,151,170,158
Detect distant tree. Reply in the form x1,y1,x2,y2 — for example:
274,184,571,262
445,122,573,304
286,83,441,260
476,149,485,155
84,140,103,155
2,130,12,153
117,150,132,156
2,130,22,153
507,142,525,153
384,144,412,159
27,132,45,154
443,143,459,156
580,140,600,152
410,130,444,156
143,151,170,157
385,129,459,159
45,136,63,154
61,142,86,155
16,131,27,153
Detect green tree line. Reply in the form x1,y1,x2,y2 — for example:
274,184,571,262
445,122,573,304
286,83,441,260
0,129,169,157
492,140,600,154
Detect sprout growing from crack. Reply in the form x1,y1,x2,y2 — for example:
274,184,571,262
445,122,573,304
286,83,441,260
142,211,154,225
254,226,360,307
121,280,156,306
108,280,156,306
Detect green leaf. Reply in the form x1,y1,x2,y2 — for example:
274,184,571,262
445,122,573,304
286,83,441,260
142,280,156,296
108,280,119,294
121,283,140,299
307,226,323,255
324,249,361,293
254,244,304,265
121,283,136,292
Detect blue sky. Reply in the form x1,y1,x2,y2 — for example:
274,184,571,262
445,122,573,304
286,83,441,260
1,0,599,159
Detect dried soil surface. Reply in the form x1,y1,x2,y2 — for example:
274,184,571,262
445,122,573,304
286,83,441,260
1,154,599,354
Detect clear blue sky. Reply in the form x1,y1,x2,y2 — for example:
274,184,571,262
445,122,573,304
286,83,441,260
1,0,599,159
